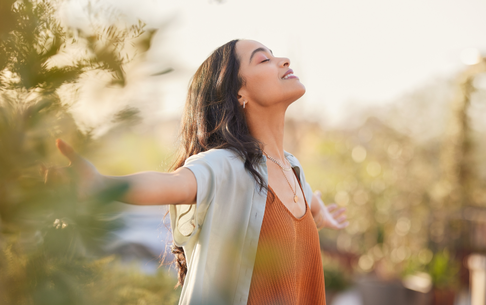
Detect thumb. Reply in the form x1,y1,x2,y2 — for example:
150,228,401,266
56,138,81,165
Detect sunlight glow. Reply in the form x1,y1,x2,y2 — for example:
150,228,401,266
460,48,482,65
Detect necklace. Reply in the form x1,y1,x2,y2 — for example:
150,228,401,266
263,152,292,171
264,151,299,203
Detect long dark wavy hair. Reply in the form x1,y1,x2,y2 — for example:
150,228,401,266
170,39,268,287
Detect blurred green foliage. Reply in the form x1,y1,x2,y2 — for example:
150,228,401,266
2,0,483,301
323,255,352,293
0,0,179,304
294,117,441,275
427,250,460,290
286,56,486,290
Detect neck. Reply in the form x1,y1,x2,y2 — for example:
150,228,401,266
245,104,287,162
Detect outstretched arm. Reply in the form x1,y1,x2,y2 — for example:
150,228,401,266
103,168,196,205
310,190,349,231
55,139,197,206
103,168,197,205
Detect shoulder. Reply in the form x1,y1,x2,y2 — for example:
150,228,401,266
182,148,255,193
184,148,246,171
284,151,303,168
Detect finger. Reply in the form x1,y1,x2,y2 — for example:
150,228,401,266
338,221,349,229
332,207,346,218
56,138,80,165
326,203,338,212
331,219,349,229
336,215,347,223
314,190,322,198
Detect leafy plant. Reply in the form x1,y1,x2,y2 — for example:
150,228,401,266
0,1,178,304
427,250,460,290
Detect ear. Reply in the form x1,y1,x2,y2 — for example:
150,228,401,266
237,88,247,107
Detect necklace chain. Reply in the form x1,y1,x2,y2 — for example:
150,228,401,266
263,152,292,171
264,151,299,203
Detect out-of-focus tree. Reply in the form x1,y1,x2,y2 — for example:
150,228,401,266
441,59,486,210
0,0,179,304
285,53,486,298
294,117,438,277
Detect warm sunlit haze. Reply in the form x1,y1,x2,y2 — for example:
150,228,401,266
60,0,486,130
2,0,486,304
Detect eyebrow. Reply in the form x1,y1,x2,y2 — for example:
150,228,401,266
249,47,273,63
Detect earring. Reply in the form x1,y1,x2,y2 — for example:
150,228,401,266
243,101,247,109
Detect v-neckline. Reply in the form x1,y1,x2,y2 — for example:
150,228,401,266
267,179,308,221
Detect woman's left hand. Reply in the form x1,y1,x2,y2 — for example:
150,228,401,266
312,191,349,231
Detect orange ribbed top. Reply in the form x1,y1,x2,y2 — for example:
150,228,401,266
247,176,326,305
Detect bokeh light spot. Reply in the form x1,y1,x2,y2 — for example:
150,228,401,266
395,217,411,236
359,254,374,271
367,161,382,177
352,145,367,163
334,191,350,206
418,249,433,264
353,189,369,205
387,142,401,159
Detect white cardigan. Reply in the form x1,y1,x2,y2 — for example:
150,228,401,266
169,149,314,305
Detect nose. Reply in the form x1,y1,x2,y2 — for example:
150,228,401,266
279,56,290,67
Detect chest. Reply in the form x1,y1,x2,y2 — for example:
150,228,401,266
266,162,307,219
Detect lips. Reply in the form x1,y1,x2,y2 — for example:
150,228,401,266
281,69,294,79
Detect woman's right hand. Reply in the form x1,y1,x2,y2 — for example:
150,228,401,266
52,138,105,200
51,139,197,206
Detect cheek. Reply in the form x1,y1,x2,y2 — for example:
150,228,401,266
246,72,280,98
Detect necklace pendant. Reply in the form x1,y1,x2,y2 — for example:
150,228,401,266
294,195,298,203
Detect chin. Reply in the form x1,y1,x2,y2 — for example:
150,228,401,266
287,88,306,105
295,84,306,99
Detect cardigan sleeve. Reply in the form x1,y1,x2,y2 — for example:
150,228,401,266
169,153,217,247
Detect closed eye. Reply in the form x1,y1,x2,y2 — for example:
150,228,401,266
261,59,270,63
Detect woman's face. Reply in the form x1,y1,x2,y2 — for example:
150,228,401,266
235,39,305,108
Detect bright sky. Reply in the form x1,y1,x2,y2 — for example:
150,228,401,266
62,0,486,127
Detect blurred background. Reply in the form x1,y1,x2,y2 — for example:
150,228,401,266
1,0,486,304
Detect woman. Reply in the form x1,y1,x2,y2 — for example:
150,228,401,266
56,39,348,305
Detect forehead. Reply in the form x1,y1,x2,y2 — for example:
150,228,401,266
235,40,271,62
